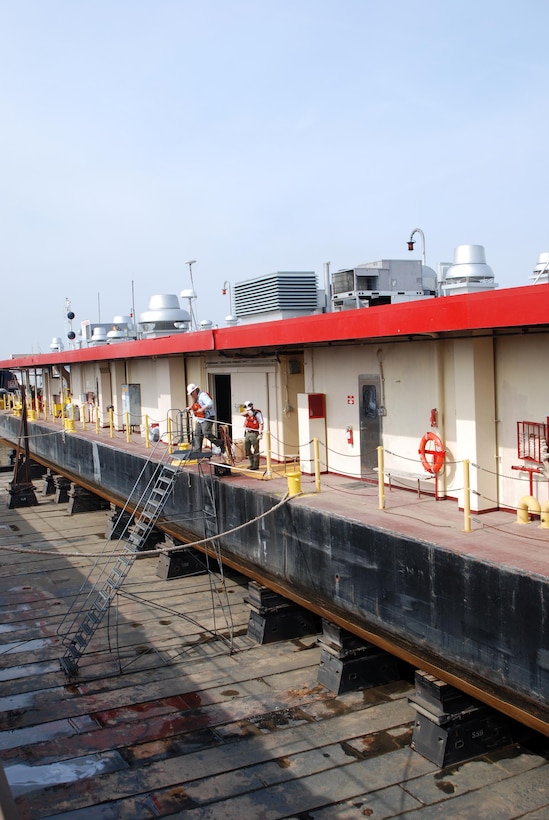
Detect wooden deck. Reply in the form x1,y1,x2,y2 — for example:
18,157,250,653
0,472,548,818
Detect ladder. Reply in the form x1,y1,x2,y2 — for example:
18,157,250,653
59,458,182,676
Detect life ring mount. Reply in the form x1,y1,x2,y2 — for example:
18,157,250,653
419,432,445,474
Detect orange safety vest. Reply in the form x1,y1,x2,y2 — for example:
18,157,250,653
244,409,261,431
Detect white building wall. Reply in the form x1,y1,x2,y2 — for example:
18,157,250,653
305,342,447,479
495,335,549,506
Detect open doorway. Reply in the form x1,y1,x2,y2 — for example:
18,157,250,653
212,374,231,426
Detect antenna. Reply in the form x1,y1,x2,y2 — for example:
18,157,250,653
181,260,198,330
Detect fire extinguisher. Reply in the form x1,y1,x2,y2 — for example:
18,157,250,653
346,426,353,445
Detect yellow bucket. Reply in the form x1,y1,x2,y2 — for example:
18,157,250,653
287,471,302,497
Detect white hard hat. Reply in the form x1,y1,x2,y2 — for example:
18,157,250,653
187,383,198,394
244,400,253,408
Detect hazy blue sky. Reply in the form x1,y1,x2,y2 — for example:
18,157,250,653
1,1,548,357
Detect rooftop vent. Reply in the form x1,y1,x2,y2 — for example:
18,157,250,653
530,252,549,285
233,272,318,323
440,244,497,296
138,294,191,338
106,315,137,343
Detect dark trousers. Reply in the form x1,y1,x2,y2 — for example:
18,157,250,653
193,419,213,451
193,419,223,452
245,430,260,468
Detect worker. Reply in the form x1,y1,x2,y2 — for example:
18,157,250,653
242,400,264,470
186,383,221,452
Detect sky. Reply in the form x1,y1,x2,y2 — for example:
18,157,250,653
1,0,548,358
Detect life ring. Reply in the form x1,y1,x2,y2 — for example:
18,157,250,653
418,432,445,474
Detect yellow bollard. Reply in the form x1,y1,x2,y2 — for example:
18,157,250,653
516,495,541,524
541,500,549,529
287,470,301,497
125,412,131,443
109,407,114,438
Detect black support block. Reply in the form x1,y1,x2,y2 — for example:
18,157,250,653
247,604,321,644
156,548,206,579
409,670,513,767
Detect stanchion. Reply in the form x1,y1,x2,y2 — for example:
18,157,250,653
462,459,472,532
377,446,385,510
265,430,272,477
314,436,321,492
167,416,173,454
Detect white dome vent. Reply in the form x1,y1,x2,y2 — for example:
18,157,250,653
441,244,497,296
138,294,191,338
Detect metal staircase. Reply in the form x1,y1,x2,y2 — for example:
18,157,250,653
59,453,185,676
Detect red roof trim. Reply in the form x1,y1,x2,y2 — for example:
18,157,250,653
2,285,548,369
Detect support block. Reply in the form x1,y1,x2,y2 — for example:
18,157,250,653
409,670,513,767
8,483,38,509
156,548,206,579
67,485,110,515
317,646,400,694
42,471,56,496
317,621,400,693
53,476,71,504
247,605,321,644
106,507,133,540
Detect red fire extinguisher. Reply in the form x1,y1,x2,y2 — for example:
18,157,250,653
346,426,353,445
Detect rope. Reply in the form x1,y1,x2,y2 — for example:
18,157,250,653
0,491,293,558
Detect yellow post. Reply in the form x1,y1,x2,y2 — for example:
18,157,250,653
167,416,173,454
109,407,114,438
82,410,86,431
145,414,150,448
95,409,100,434
265,430,272,477
314,436,321,492
377,446,385,510
462,459,472,532
125,412,131,443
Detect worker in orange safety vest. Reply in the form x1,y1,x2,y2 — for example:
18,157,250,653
242,400,264,470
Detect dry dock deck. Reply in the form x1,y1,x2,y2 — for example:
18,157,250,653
0,472,548,818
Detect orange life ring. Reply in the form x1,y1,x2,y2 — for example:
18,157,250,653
418,432,445,474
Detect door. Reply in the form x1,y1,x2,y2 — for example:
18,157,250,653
359,375,381,473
